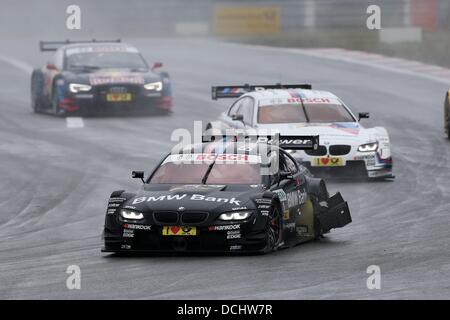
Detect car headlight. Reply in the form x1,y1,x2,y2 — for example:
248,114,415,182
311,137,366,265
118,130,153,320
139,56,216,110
358,142,378,152
69,83,92,93
144,81,162,91
218,211,252,221
121,209,144,220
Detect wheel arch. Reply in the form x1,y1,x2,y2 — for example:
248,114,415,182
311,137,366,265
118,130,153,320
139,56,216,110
305,176,329,203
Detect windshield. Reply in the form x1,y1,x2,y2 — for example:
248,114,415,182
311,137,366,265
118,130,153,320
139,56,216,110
258,103,355,124
66,52,147,70
258,104,307,124
150,155,262,184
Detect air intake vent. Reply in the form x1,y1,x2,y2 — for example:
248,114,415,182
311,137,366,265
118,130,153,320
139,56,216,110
153,211,179,224
181,212,209,224
329,145,351,156
305,145,327,156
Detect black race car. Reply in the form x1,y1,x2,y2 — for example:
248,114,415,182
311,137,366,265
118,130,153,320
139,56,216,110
31,40,172,116
102,135,351,254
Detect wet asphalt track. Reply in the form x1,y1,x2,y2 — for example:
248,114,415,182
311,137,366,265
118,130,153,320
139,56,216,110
0,38,449,299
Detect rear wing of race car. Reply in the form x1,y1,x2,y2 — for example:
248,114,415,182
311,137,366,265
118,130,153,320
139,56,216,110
211,83,312,100
202,133,319,151
39,39,122,51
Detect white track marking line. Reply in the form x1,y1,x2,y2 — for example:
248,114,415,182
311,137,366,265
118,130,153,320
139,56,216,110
0,53,87,129
0,54,33,74
66,117,85,129
220,41,450,86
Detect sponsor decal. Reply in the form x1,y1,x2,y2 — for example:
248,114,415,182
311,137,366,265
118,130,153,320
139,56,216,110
286,190,307,207
169,185,225,192
254,198,272,204
209,224,240,231
75,94,94,99
226,230,241,239
124,224,151,231
123,205,137,210
284,222,296,231
232,206,248,211
229,245,242,251
121,244,132,250
162,226,197,236
89,74,145,85
132,194,241,206
109,198,126,203
260,210,269,216
123,229,134,238
146,92,162,97
287,97,334,104
108,203,120,208
329,123,360,135
163,153,261,164
257,136,313,147
354,154,376,166
66,46,138,56
296,225,309,236
313,157,344,167
354,154,375,160
106,209,116,215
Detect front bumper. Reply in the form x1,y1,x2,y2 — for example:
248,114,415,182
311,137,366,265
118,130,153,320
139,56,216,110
60,85,173,114
292,150,393,179
103,219,268,253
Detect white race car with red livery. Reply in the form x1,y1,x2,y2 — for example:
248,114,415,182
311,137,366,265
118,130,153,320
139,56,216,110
207,84,393,179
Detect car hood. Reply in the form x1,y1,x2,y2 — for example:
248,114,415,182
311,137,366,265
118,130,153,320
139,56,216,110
124,184,261,213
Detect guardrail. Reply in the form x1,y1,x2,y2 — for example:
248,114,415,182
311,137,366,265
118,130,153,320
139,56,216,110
0,0,448,38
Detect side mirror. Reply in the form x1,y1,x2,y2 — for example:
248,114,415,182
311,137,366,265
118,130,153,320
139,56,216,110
279,171,293,180
46,63,58,71
132,171,145,183
231,114,244,122
358,112,370,121
151,62,163,70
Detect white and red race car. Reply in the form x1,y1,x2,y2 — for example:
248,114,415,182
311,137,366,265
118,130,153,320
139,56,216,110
207,84,393,179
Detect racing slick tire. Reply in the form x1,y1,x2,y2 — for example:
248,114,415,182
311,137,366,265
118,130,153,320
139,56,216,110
445,92,450,139
310,197,326,240
31,70,45,113
51,85,66,117
306,177,330,239
262,205,283,253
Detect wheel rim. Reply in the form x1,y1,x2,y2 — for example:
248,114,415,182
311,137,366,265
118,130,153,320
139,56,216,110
268,209,281,249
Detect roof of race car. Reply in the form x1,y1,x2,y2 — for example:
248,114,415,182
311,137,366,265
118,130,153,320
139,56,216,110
245,89,341,106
